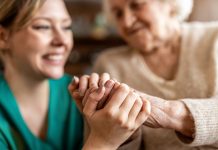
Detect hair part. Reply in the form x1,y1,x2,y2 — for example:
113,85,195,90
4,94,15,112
0,0,45,30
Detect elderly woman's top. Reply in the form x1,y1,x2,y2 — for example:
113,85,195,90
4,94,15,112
94,22,218,149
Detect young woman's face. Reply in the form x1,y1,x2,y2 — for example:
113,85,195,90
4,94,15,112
110,0,174,53
5,0,73,79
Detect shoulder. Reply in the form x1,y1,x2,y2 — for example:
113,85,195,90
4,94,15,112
182,22,218,42
181,22,218,55
182,22,218,32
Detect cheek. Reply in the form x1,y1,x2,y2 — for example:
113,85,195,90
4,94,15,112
67,35,73,50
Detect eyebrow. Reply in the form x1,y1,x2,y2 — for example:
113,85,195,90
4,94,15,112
111,0,145,11
31,17,72,23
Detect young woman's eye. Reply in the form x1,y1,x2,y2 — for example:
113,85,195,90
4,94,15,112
32,25,51,30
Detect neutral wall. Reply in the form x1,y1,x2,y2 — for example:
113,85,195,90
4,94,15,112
189,0,218,21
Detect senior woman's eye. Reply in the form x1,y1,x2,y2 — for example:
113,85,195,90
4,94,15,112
114,9,123,19
130,2,140,10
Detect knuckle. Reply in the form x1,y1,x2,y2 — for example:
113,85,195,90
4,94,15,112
81,74,89,79
130,91,137,99
102,72,110,77
116,117,126,127
91,72,99,77
105,109,116,118
135,99,143,106
121,122,135,131
119,83,130,93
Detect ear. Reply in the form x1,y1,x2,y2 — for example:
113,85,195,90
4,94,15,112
0,25,9,50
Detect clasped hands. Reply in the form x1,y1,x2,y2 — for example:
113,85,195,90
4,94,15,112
68,73,151,149
68,73,194,149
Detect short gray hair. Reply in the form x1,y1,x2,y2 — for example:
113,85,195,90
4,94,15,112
103,0,193,25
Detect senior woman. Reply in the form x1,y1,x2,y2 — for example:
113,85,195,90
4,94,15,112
93,0,218,149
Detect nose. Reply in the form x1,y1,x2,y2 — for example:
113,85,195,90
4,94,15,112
122,8,136,29
52,26,71,47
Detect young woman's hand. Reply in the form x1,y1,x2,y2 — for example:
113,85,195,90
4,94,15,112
83,83,151,150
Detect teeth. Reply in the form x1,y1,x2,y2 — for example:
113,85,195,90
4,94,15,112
47,55,64,61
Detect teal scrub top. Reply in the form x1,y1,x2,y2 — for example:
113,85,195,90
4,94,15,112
0,74,84,150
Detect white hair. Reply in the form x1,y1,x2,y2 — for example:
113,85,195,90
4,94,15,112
103,0,193,25
174,0,193,21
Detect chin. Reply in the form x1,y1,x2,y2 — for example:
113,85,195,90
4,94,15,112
43,69,65,79
50,74,64,79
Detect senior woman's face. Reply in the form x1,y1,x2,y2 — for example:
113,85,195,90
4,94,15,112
110,0,174,53
4,0,73,79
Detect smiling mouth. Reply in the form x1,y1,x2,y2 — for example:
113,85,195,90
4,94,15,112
127,21,151,35
43,54,66,65
128,28,142,35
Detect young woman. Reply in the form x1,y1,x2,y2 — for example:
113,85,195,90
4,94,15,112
0,0,150,149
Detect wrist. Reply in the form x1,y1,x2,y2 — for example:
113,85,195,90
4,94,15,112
166,101,194,137
83,134,118,150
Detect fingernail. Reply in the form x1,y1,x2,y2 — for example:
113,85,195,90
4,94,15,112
104,80,113,88
73,76,79,82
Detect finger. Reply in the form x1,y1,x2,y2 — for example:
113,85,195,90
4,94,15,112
71,91,83,112
82,86,97,106
105,81,120,103
89,73,99,88
128,98,143,124
97,80,115,109
79,75,89,96
98,73,110,87
119,91,137,115
83,86,105,117
135,99,151,127
106,83,130,109
68,76,79,92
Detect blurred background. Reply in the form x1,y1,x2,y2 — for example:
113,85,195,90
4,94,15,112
2,0,216,75
64,0,218,77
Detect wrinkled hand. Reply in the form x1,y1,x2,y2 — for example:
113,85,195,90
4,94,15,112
68,73,110,112
139,92,194,137
139,93,170,128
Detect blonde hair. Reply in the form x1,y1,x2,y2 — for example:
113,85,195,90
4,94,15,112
103,0,193,25
0,0,45,67
0,0,45,30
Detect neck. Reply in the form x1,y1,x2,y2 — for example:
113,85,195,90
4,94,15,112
142,32,181,80
4,66,49,105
